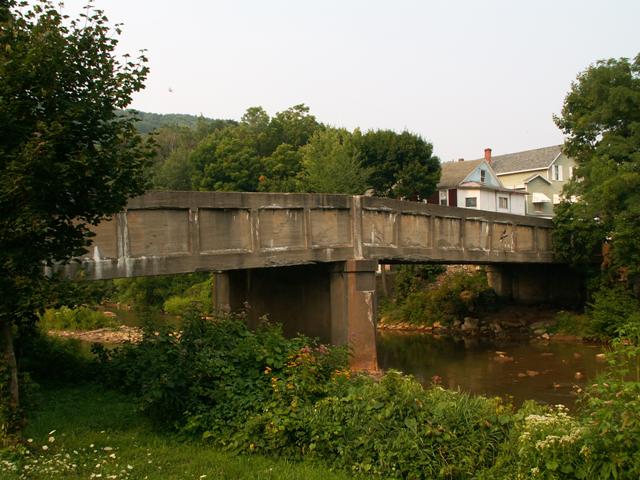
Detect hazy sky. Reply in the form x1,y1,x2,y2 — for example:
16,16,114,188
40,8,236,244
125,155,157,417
62,0,639,162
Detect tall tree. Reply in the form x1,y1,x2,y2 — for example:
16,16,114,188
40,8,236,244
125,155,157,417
356,130,441,200
0,0,152,438
553,54,640,283
298,128,370,194
191,104,321,192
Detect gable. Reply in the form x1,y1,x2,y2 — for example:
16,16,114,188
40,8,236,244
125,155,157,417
462,161,502,188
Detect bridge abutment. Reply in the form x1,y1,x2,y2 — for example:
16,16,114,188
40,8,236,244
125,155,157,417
214,260,379,371
486,264,582,306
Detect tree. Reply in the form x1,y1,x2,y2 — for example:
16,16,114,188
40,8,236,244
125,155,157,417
298,128,370,194
190,104,321,192
356,130,441,200
0,0,152,439
552,54,640,284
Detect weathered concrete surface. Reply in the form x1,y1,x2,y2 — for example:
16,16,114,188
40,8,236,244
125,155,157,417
59,191,555,280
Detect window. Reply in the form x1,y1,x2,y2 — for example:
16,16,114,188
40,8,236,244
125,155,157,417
480,169,486,183
439,190,448,206
465,197,477,208
498,196,508,209
552,165,563,181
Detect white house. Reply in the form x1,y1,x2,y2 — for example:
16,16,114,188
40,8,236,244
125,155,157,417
428,150,527,215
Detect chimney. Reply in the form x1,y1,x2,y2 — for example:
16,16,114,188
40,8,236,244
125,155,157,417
458,158,464,162
484,148,492,164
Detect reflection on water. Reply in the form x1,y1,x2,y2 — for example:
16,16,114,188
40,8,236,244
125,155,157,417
377,331,607,407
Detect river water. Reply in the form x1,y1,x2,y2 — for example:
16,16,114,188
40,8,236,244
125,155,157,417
377,331,606,408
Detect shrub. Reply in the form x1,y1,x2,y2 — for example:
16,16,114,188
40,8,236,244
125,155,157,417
589,284,640,338
163,276,213,315
98,309,347,435
384,270,497,326
39,306,118,331
553,310,593,337
307,371,511,478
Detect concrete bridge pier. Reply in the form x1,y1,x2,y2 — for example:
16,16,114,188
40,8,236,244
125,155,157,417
486,264,583,306
213,260,378,371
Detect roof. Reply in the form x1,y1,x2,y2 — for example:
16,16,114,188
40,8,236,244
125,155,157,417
523,173,552,185
484,145,563,174
437,159,483,188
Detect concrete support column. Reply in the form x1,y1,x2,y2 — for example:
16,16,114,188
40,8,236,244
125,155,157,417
213,271,231,312
330,260,378,371
485,265,513,299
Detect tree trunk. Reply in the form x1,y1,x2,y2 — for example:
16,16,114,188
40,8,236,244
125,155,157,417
0,319,19,413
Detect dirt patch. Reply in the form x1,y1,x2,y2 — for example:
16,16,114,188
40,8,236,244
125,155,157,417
48,326,142,344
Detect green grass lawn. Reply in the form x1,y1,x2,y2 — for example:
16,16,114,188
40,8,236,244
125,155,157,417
0,384,353,480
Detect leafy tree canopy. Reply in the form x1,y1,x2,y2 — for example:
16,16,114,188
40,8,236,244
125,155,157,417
190,104,321,192
298,128,370,194
356,130,441,200
0,0,152,431
553,54,640,280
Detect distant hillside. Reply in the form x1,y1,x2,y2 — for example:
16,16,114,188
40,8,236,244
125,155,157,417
121,110,236,134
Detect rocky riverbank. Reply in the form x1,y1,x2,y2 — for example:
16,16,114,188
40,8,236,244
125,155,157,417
378,305,582,341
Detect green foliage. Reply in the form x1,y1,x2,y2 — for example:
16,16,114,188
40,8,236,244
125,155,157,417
191,104,321,192
0,0,151,438
38,307,118,331
125,109,236,135
110,272,211,311
307,372,510,478
298,128,370,194
552,310,593,337
163,276,213,315
392,264,446,303
98,310,346,434
588,284,640,338
356,130,441,200
553,54,640,278
384,270,497,326
150,119,230,190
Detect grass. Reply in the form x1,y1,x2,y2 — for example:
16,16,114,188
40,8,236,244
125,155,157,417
0,384,353,480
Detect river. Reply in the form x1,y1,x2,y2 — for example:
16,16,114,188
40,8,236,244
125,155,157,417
377,331,606,407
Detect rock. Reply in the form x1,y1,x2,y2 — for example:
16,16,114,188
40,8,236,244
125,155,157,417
526,370,540,377
461,317,479,331
493,355,514,363
495,351,507,356
452,319,462,329
517,372,527,378
432,321,442,329
501,318,527,328
102,311,117,318
529,320,556,330
595,353,607,362
489,321,502,333
574,371,584,380
541,333,550,340
540,352,554,357
573,352,582,359
533,328,546,336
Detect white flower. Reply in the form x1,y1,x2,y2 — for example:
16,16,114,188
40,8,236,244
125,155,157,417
42,445,49,451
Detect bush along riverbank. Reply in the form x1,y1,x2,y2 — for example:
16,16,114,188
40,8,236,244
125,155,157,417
6,309,630,479
378,267,613,343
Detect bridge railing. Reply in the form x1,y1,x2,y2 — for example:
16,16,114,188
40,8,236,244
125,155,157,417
57,191,555,280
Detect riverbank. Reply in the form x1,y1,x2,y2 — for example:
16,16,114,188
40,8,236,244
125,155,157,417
378,304,586,342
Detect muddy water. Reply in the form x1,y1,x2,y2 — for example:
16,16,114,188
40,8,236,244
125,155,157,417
377,332,607,408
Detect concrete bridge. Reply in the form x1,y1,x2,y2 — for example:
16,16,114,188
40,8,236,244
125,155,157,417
62,191,578,370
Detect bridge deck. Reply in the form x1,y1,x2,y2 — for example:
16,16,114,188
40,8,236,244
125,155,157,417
58,191,555,280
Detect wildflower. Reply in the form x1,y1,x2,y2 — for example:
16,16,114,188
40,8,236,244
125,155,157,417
48,436,55,443
42,445,49,451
